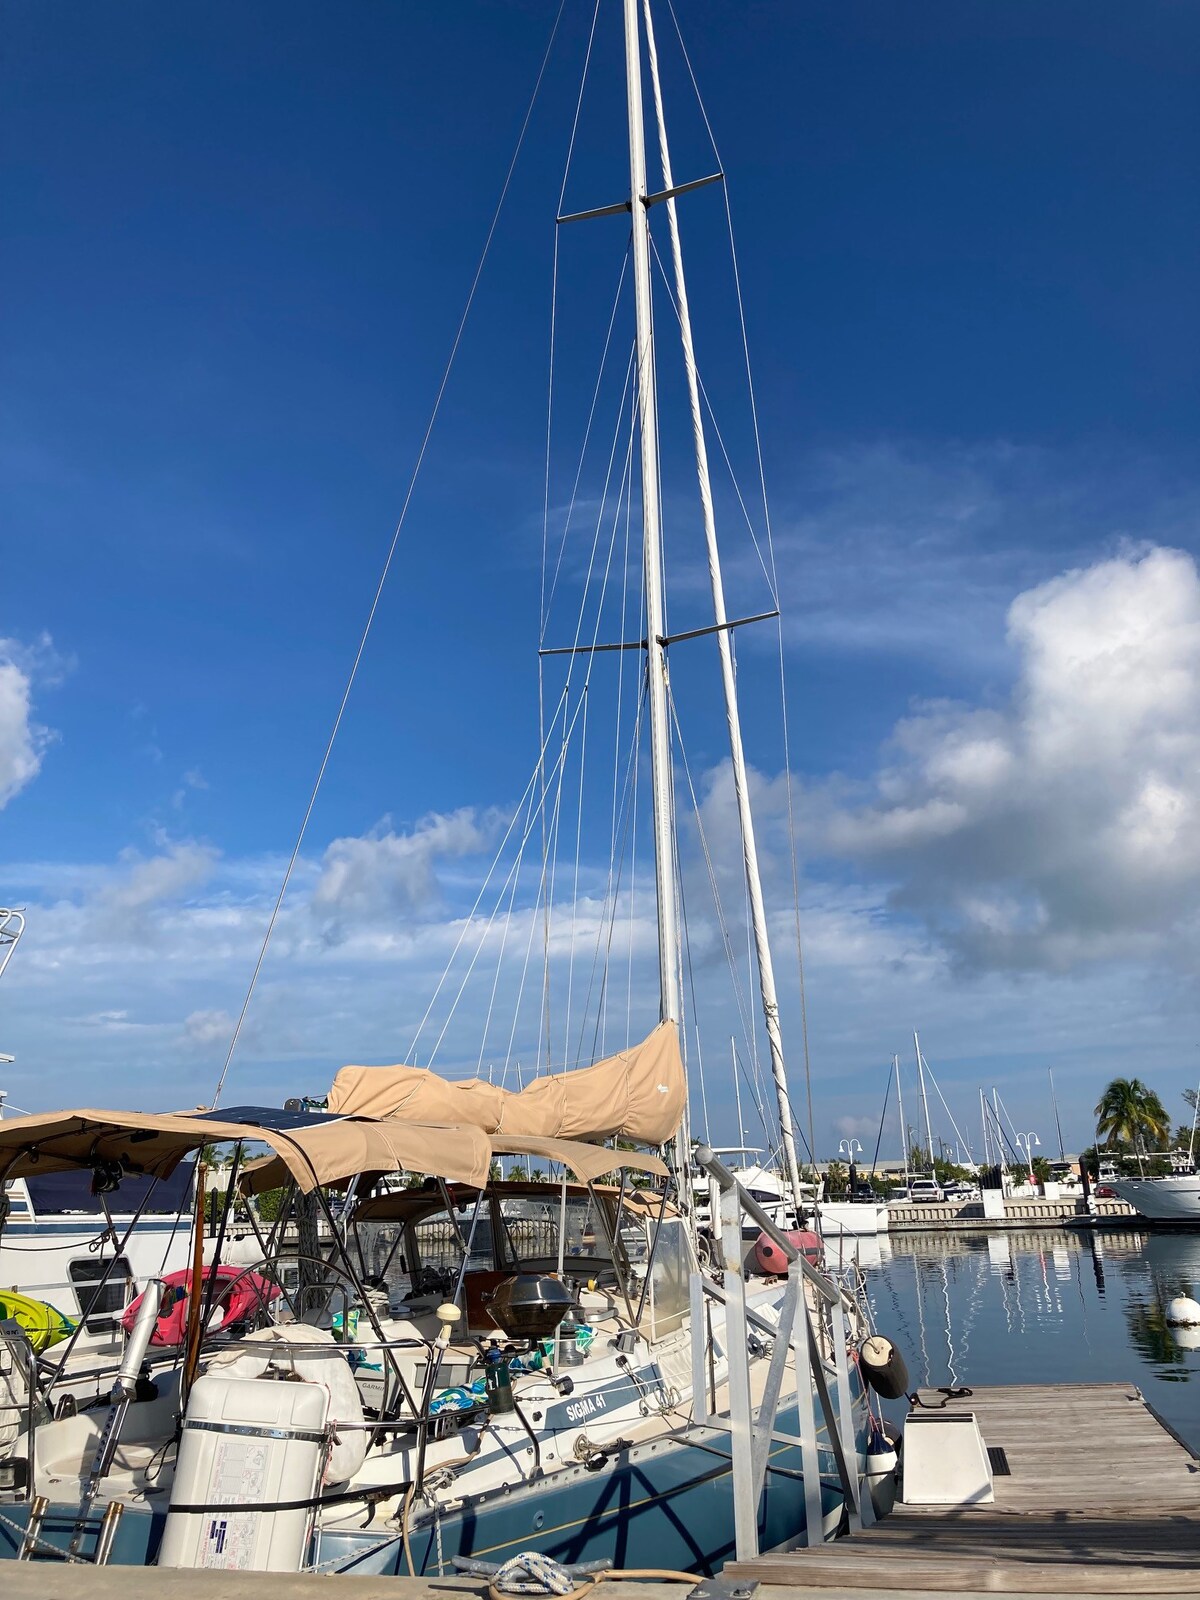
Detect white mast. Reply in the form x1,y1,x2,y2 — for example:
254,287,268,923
894,1054,910,1191
980,1086,991,1170
913,1029,936,1170
1048,1067,1066,1162
622,0,689,1187
732,1037,745,1146
641,0,805,1220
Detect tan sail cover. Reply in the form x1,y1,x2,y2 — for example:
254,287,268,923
326,1021,685,1147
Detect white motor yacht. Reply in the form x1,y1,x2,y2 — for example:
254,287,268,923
1108,1172,1200,1222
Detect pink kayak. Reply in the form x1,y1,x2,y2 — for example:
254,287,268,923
122,1265,280,1346
752,1228,823,1276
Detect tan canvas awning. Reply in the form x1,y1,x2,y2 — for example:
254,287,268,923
325,1021,685,1146
0,1109,493,1194
0,1109,276,1184
236,1118,494,1193
240,1130,667,1195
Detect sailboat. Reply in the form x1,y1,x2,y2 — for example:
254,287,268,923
0,0,880,1572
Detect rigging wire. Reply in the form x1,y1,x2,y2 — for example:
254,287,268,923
538,0,606,1074
580,676,647,1070
540,333,637,1069
542,0,603,640
602,380,639,1057
210,0,569,1108
405,682,576,1062
570,405,641,1065
474,779,541,1075
665,693,758,1068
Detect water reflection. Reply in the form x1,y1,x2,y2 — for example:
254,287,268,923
861,1228,1200,1452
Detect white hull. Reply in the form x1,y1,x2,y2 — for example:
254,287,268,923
1109,1174,1200,1223
818,1202,890,1237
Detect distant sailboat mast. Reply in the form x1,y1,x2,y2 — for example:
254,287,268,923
914,1030,936,1169
895,1053,910,1190
1048,1067,1066,1162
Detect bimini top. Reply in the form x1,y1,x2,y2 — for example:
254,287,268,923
0,1106,496,1193
0,1105,668,1200
325,1021,686,1147
239,1128,668,1195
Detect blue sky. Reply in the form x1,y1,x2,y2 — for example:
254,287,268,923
3,1,1200,1161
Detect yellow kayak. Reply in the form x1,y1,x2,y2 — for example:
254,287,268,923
0,1289,77,1352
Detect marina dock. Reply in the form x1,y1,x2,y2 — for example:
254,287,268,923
729,1382,1200,1594
889,1197,1135,1230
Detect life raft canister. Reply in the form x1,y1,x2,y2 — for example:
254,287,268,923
752,1228,823,1276
859,1333,910,1400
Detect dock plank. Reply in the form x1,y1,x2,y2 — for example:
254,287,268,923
726,1383,1200,1595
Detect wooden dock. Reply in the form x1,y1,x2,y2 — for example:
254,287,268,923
727,1382,1200,1594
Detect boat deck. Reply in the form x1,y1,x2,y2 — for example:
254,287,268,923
727,1382,1200,1594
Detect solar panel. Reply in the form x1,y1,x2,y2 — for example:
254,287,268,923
189,1105,333,1132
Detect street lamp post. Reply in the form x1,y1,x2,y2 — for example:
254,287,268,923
1016,1130,1041,1189
838,1138,864,1200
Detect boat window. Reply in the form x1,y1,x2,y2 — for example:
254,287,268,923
25,1164,194,1216
413,1199,497,1277
354,1218,407,1289
496,1191,621,1283
643,1215,692,1341
68,1255,133,1333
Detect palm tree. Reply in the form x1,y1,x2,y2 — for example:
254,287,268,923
824,1159,848,1200
1094,1078,1171,1175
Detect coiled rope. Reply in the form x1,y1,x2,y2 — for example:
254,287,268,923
487,1552,696,1600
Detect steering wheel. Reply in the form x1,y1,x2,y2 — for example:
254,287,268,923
201,1251,368,1338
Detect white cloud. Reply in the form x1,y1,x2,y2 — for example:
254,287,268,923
184,1008,234,1048
0,634,59,807
97,841,220,924
810,545,1200,971
689,441,1200,679
312,808,505,931
834,1114,877,1142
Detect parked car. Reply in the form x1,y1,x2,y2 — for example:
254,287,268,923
905,1176,946,1203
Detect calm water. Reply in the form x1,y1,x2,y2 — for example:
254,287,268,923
848,1227,1200,1453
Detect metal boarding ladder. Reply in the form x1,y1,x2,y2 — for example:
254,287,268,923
689,1146,874,1562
